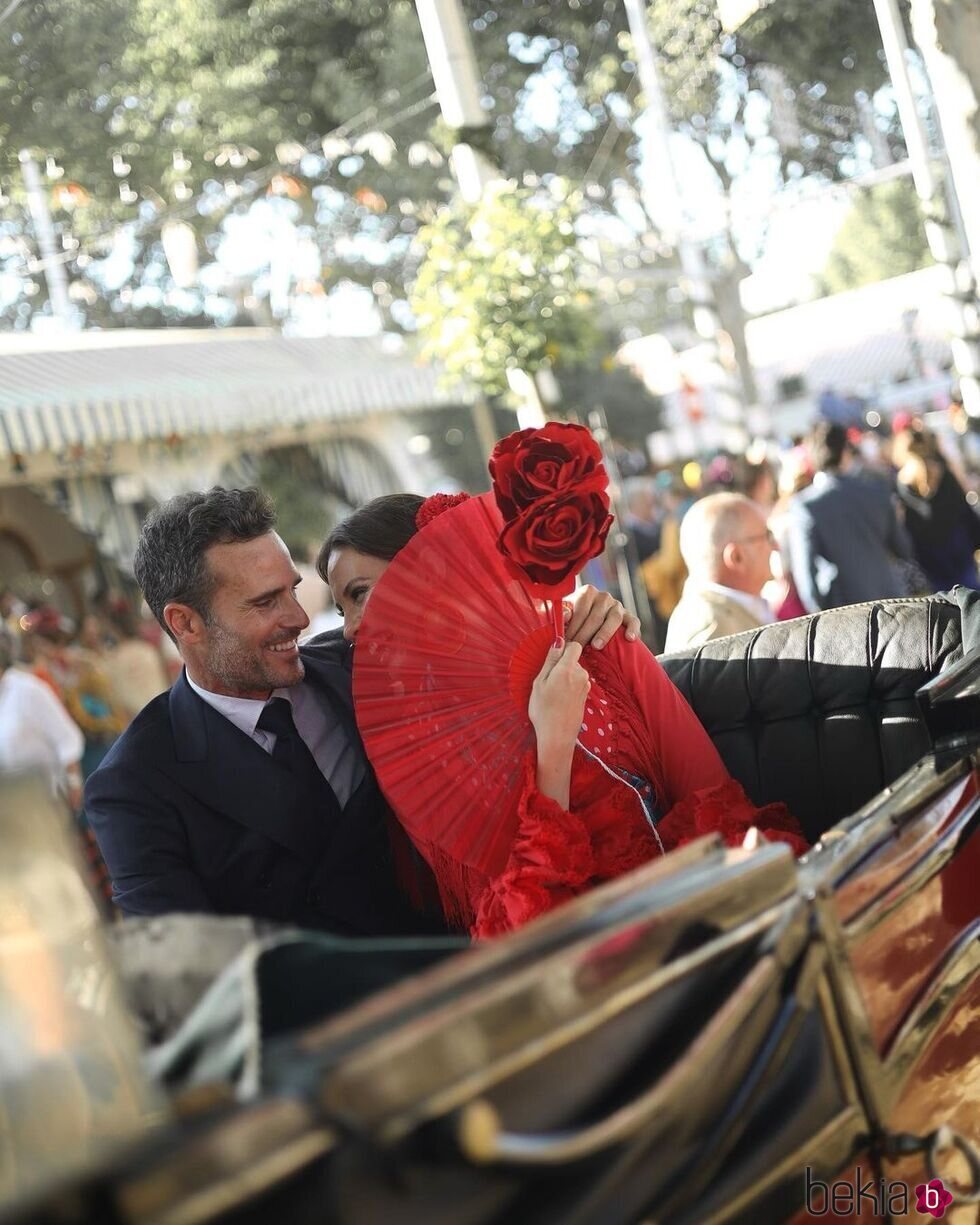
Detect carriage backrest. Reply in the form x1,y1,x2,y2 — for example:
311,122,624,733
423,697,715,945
660,595,967,842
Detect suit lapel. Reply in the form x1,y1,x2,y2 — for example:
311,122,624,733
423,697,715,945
168,672,330,859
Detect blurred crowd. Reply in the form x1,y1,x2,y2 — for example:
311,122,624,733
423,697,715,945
2,393,978,837
0,591,179,908
612,395,980,653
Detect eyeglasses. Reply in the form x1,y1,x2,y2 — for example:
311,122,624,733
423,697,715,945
737,529,776,547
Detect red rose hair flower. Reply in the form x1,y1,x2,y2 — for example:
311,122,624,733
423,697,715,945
490,422,608,520
488,424,613,598
496,485,613,593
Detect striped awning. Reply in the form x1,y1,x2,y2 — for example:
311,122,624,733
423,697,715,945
0,329,473,457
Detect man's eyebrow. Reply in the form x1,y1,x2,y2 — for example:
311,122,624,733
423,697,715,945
246,573,303,605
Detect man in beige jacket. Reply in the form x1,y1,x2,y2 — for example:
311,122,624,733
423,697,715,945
665,493,775,652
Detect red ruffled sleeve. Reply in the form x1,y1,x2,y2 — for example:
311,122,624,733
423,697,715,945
657,777,809,857
472,750,596,938
472,748,664,938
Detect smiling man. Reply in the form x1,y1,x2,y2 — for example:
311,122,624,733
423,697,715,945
87,486,638,935
85,486,443,935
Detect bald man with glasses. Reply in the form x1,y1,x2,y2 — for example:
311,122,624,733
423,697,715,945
665,493,776,652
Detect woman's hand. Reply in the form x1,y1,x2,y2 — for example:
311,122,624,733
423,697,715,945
529,642,590,810
564,586,641,650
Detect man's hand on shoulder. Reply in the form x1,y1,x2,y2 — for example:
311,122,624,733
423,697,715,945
564,585,641,651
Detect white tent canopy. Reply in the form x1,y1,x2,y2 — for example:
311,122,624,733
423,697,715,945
0,328,472,460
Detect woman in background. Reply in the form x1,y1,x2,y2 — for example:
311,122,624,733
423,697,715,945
894,426,980,591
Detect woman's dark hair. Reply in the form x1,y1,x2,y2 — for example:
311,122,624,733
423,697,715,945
134,487,276,638
807,422,851,473
317,494,424,584
902,425,944,465
732,455,775,501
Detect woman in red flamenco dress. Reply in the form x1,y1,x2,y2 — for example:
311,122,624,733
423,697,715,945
320,429,807,940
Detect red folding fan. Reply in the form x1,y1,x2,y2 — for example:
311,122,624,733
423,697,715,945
352,492,560,884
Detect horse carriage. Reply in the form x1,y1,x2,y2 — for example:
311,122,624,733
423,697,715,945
2,592,979,1225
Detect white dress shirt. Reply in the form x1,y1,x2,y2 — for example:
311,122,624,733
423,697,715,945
186,673,365,807
0,667,84,796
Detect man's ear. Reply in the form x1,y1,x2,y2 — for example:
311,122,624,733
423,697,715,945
163,602,204,646
721,540,742,571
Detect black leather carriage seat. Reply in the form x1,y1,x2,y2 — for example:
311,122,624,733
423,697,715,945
659,593,975,843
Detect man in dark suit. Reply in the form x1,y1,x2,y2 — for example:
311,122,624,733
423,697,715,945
788,423,913,613
87,487,636,936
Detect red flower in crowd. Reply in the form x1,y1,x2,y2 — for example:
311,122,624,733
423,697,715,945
497,486,612,593
490,422,607,520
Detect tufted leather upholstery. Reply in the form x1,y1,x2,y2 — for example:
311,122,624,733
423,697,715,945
659,593,973,843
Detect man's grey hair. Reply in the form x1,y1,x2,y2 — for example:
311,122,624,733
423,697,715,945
134,487,277,640
679,492,759,580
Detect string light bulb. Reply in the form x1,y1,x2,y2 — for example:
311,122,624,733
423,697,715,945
207,144,260,168
51,182,90,210
353,130,396,166
321,135,352,160
408,140,443,168
268,173,305,199
275,140,307,166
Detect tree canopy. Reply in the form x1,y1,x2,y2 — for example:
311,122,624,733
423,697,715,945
818,176,932,295
410,180,600,395
0,0,906,334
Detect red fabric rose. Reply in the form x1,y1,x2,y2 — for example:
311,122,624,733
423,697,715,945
497,486,613,592
490,422,607,520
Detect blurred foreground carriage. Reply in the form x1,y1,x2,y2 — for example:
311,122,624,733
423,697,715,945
1,592,979,1225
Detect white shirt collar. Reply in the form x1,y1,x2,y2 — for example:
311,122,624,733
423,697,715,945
700,581,774,625
185,671,292,739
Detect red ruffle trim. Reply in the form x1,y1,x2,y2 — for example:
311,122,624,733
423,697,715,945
656,778,809,857
469,766,808,939
472,752,596,938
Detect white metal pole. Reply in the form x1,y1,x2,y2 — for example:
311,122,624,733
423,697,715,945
622,0,748,434
910,0,980,278
414,0,556,426
19,150,75,328
872,0,980,416
872,0,938,198
414,0,498,204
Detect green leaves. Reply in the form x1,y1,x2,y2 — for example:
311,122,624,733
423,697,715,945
409,181,600,396
819,178,933,295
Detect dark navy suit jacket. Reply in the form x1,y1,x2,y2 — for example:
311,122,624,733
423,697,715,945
788,470,913,613
85,636,443,936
